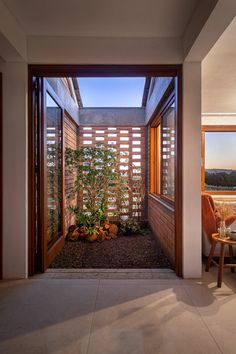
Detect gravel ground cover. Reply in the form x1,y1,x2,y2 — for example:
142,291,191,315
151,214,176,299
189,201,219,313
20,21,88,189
49,231,172,269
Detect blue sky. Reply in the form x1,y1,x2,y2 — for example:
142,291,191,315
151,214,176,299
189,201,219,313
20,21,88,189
77,77,145,107
205,132,236,169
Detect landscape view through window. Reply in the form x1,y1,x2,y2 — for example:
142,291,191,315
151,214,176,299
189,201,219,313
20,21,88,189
205,131,236,191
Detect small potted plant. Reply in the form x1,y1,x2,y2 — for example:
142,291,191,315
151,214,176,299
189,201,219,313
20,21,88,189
217,203,233,238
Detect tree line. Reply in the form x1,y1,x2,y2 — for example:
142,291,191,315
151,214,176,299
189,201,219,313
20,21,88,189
205,170,236,187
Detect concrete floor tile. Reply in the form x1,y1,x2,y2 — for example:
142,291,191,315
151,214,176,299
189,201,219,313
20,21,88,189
1,270,236,354
185,280,236,354
87,283,221,354
0,279,98,354
99,278,182,287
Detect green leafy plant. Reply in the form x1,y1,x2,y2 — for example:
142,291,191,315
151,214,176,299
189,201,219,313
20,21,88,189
128,165,145,221
119,218,141,235
87,226,99,236
65,144,125,228
47,145,63,243
68,206,90,227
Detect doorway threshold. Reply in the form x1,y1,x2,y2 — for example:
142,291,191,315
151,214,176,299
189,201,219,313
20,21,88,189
34,268,176,280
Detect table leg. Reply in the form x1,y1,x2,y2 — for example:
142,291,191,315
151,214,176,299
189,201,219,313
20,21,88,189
228,245,235,273
206,240,217,272
218,243,225,288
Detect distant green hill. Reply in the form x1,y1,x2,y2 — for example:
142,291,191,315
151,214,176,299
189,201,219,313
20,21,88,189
205,169,236,188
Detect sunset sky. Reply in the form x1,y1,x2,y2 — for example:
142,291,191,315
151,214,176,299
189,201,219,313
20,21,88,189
205,132,236,170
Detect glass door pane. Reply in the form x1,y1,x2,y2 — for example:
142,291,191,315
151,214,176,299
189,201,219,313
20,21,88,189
161,101,176,200
46,92,63,249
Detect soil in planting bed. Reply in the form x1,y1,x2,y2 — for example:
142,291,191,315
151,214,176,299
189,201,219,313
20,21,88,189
49,231,172,269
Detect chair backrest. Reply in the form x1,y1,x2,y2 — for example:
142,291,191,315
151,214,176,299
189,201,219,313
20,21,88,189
202,193,217,241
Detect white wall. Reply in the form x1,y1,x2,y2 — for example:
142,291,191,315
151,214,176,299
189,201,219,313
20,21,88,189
0,60,203,279
0,61,203,279
1,62,28,278
1,0,233,279
182,62,202,278
202,115,236,125
27,36,183,64
0,0,206,278
0,0,27,61
202,17,236,114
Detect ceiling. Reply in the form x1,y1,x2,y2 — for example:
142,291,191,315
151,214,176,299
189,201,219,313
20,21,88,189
4,0,234,114
202,17,236,113
3,0,198,38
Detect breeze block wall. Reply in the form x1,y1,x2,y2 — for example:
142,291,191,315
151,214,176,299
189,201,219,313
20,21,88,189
64,113,78,229
78,125,146,220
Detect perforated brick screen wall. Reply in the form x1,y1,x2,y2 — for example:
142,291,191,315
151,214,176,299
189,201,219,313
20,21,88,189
78,126,146,220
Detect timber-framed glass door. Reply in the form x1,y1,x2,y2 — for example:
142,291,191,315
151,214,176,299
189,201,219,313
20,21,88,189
40,79,65,270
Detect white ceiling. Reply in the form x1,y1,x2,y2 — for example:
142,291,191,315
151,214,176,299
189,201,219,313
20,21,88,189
202,17,236,113
4,0,235,113
3,0,198,38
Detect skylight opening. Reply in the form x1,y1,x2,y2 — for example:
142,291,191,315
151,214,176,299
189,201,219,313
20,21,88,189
77,77,146,108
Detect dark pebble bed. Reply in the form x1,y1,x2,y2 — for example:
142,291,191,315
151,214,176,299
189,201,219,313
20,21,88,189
49,231,172,269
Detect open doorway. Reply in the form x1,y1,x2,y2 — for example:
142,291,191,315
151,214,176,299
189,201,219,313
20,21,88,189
201,18,236,278
28,65,182,276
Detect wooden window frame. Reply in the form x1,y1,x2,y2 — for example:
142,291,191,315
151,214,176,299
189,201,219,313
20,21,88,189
43,82,65,269
202,125,236,195
149,86,176,207
0,73,2,279
150,121,161,196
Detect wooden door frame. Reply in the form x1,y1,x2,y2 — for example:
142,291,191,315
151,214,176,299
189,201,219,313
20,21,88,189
41,80,65,270
0,73,2,279
28,65,183,277
29,76,66,273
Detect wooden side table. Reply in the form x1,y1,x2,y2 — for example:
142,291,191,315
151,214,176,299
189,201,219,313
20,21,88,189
205,233,236,287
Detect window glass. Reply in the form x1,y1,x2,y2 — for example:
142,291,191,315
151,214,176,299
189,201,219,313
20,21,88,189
149,98,176,202
204,132,236,192
161,102,175,200
46,92,63,249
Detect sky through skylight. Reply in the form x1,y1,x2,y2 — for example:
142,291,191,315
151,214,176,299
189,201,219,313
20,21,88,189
77,77,145,107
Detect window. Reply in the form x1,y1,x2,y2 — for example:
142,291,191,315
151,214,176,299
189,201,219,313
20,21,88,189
150,124,161,195
202,127,236,193
150,95,176,202
77,77,145,107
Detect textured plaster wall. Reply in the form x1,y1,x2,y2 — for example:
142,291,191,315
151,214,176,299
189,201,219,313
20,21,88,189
182,62,202,278
1,62,28,278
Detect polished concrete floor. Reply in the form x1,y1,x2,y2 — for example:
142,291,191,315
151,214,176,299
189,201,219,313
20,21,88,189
0,268,236,354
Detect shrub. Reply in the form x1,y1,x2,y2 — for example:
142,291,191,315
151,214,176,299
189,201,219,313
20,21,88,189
119,218,141,235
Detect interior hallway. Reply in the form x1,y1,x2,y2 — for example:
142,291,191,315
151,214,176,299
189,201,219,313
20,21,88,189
0,269,236,354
